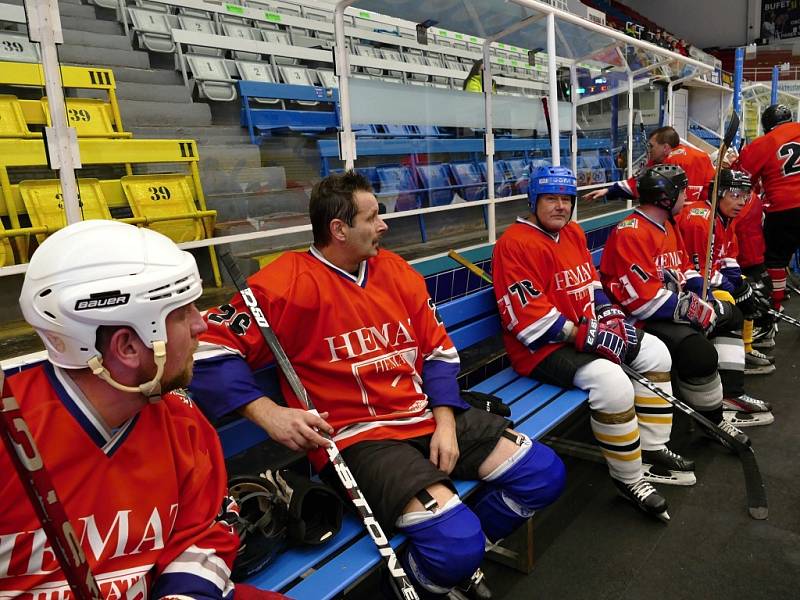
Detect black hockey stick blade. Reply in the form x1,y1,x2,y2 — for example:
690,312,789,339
768,308,800,328
723,111,740,148
620,364,768,519
217,246,422,599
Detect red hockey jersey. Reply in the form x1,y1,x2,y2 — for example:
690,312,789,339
659,143,715,202
675,200,740,292
493,219,601,375
1,363,238,600
600,210,701,321
733,192,765,269
737,122,800,213
194,248,461,471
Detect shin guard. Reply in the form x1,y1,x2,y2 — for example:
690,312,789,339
470,435,566,542
633,371,673,451
397,498,485,594
676,373,723,412
591,407,642,483
767,267,786,309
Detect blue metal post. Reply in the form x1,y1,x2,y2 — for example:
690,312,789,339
733,46,744,147
771,65,780,105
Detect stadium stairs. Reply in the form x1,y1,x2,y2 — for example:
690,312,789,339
2,0,307,245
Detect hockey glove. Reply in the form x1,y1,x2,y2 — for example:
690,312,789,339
596,304,640,362
575,318,626,364
460,390,512,418
750,279,773,317
710,298,735,333
732,281,758,318
661,268,683,293
673,291,716,333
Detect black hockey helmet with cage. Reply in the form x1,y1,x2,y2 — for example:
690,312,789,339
636,164,688,212
761,104,792,133
226,469,343,581
710,169,752,200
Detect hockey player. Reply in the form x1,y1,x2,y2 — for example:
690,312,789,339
493,165,688,523
0,220,274,600
584,126,715,203
675,169,774,425
737,104,800,336
190,171,566,600
599,165,750,449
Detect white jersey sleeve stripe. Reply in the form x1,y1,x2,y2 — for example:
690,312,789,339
516,307,561,347
631,288,673,319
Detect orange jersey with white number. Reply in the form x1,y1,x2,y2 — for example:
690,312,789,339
493,219,601,375
600,210,701,321
738,122,800,212
193,248,460,472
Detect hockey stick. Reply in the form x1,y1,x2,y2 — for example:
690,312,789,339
447,250,769,520
767,307,800,328
619,364,767,520
0,372,103,599
217,248,420,600
448,250,493,284
702,111,740,298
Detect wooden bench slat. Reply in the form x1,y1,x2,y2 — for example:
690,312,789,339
449,314,501,349
219,418,269,458
438,288,496,329
521,389,589,440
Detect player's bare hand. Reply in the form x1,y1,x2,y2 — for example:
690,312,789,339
583,189,608,202
430,409,459,474
263,406,334,452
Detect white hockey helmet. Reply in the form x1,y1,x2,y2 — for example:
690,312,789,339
20,220,202,394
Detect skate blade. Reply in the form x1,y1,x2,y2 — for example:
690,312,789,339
615,490,670,523
642,464,697,486
723,410,775,427
656,510,671,523
744,365,776,376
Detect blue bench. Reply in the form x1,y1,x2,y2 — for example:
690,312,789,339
218,283,591,599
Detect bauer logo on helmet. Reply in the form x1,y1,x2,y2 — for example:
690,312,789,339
74,291,131,311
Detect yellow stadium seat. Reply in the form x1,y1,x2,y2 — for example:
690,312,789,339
19,178,112,244
0,222,15,267
0,95,36,138
121,174,216,243
40,97,131,138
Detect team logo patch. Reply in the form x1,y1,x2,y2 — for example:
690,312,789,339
74,291,130,311
689,207,710,218
617,218,638,230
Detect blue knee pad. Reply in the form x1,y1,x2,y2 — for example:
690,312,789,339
399,500,485,593
470,437,566,542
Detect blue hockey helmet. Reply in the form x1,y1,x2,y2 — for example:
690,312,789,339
528,165,577,214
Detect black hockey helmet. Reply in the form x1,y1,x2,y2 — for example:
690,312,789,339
637,164,688,212
710,169,752,200
761,104,792,133
226,469,343,581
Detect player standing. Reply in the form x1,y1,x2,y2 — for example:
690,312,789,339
737,104,800,335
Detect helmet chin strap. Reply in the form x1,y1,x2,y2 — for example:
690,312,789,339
87,341,167,402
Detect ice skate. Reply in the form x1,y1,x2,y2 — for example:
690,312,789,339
752,320,777,350
642,448,696,486
745,349,775,375
613,479,669,522
450,568,492,600
723,394,774,427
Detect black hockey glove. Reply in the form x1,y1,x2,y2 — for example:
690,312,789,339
732,281,758,318
461,390,512,418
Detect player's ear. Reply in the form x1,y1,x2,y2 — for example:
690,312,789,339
329,218,347,243
103,326,148,370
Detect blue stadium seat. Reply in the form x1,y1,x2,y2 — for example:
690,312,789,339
504,158,530,194
415,163,455,207
478,160,514,197
375,165,422,213
449,162,486,201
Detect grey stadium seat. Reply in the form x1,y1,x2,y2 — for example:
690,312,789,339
0,31,40,64
236,61,281,104
128,8,176,54
221,23,263,60
186,55,237,102
177,15,223,57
